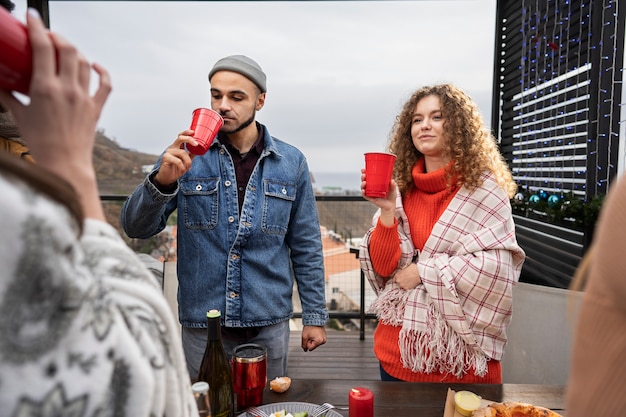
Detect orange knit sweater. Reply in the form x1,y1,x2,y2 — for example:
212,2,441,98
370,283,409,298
369,159,502,383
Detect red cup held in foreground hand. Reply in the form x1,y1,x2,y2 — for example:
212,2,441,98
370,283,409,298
0,7,33,95
186,108,224,155
364,152,396,198
231,343,267,412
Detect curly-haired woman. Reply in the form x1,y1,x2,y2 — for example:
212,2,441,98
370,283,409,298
359,84,525,383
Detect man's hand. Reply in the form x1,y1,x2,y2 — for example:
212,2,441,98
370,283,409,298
301,325,327,352
152,129,197,187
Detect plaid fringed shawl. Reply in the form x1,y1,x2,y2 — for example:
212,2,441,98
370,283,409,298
359,172,525,377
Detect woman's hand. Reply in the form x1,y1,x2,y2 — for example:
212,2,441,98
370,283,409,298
361,168,397,226
393,263,422,290
0,8,111,220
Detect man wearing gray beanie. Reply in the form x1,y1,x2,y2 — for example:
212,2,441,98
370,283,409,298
122,55,328,386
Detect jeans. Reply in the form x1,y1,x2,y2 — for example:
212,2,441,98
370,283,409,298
183,320,290,381
380,363,403,381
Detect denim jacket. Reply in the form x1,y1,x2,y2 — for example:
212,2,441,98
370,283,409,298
121,124,328,329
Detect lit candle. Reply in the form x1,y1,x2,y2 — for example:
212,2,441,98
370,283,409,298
349,387,374,417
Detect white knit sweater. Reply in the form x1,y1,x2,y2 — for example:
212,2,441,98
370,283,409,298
0,174,197,417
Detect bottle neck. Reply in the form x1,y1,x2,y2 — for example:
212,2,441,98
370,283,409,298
207,316,222,341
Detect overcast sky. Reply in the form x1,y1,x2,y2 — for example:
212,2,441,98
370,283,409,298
12,0,497,178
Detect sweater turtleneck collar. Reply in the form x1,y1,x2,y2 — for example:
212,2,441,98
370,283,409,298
411,158,456,194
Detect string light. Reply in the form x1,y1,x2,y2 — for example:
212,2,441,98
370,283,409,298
506,0,621,229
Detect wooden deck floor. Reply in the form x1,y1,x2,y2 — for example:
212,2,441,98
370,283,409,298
287,329,379,380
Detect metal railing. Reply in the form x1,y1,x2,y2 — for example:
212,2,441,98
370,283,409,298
102,193,378,339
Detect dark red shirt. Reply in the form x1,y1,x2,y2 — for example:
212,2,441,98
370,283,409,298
221,123,264,212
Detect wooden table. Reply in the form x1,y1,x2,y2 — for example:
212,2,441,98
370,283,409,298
261,379,566,417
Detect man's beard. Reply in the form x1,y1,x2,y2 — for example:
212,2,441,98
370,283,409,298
224,112,256,134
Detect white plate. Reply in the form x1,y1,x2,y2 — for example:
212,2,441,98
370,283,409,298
237,401,343,417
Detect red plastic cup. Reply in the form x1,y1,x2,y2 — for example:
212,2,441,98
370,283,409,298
186,108,223,155
231,343,267,412
0,7,32,95
364,152,396,198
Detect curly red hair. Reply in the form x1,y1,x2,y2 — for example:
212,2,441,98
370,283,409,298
387,84,517,198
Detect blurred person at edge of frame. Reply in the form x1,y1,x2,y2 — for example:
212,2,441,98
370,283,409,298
0,8,197,416
359,83,525,383
566,173,626,416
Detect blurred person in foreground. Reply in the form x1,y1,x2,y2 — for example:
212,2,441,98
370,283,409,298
121,55,327,380
359,83,525,383
566,174,626,416
0,9,196,416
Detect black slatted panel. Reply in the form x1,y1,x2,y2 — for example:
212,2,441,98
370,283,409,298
493,0,625,288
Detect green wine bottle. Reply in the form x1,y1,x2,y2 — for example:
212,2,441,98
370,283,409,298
197,310,234,417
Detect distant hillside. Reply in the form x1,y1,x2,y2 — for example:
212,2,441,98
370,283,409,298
94,130,375,245
317,199,376,241
93,129,159,195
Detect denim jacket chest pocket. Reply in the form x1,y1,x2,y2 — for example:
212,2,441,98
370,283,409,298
180,177,220,230
262,179,296,235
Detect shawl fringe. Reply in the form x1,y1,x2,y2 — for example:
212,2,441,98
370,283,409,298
399,303,488,377
369,282,487,378
367,286,407,326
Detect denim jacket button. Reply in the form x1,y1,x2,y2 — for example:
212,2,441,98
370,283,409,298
282,187,287,194
225,180,231,187
228,216,235,223
230,292,237,298
195,184,202,191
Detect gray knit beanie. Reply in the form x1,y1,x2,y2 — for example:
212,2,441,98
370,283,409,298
208,55,267,93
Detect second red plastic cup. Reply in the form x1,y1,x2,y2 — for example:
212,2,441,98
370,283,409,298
186,108,224,155
364,152,396,198
0,7,33,95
